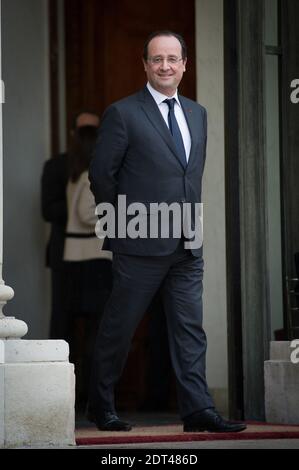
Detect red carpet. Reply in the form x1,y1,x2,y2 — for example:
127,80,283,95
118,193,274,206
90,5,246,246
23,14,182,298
76,422,299,446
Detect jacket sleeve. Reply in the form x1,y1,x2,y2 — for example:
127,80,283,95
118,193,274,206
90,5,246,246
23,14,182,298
41,158,67,224
88,104,128,206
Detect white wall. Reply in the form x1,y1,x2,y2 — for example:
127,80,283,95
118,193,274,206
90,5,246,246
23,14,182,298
196,0,228,413
2,0,51,338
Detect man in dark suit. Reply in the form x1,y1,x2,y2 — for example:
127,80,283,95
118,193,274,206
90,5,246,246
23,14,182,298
41,111,100,340
88,31,246,433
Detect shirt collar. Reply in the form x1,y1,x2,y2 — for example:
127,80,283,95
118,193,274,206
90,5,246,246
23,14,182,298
146,82,181,107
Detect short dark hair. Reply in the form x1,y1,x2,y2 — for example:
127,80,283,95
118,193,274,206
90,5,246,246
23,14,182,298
143,30,187,61
68,125,98,182
71,109,101,130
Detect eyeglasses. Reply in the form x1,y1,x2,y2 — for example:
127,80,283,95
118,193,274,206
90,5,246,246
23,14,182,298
147,56,184,66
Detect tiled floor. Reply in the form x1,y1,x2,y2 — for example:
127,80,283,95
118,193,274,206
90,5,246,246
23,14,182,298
78,439,299,449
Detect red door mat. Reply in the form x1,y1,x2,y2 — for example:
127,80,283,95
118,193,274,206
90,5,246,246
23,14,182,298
76,422,299,446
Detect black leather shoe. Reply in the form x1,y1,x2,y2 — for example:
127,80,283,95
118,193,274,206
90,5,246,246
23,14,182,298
87,410,132,431
183,408,247,433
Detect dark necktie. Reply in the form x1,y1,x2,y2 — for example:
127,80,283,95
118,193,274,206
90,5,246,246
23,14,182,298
164,98,187,168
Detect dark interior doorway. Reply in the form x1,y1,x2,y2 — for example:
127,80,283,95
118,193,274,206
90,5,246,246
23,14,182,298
49,0,196,412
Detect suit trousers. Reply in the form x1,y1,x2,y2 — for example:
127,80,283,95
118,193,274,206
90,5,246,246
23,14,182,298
89,239,214,419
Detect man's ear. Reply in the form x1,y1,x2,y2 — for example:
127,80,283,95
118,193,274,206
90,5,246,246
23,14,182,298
142,59,147,72
183,57,187,72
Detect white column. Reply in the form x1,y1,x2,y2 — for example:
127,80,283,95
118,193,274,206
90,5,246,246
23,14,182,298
0,1,75,447
0,0,28,339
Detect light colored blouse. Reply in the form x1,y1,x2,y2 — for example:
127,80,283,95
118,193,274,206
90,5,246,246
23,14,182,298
63,171,112,262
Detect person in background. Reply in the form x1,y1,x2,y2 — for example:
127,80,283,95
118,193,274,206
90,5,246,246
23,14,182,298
41,110,101,341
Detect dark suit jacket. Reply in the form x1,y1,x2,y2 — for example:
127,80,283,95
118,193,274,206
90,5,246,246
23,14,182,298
89,86,207,257
41,153,68,269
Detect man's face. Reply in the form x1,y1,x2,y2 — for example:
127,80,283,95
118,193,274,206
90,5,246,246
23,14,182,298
143,35,187,96
76,113,100,129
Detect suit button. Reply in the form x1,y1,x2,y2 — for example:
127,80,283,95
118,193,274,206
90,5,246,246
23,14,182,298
181,198,186,203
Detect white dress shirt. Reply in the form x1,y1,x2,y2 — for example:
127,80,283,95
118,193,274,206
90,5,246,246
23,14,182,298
146,82,191,162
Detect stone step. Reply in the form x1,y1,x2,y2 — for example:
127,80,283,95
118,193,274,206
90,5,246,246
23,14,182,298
0,339,69,363
0,339,75,448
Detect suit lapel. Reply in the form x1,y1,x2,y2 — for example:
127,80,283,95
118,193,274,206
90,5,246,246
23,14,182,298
139,87,186,170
